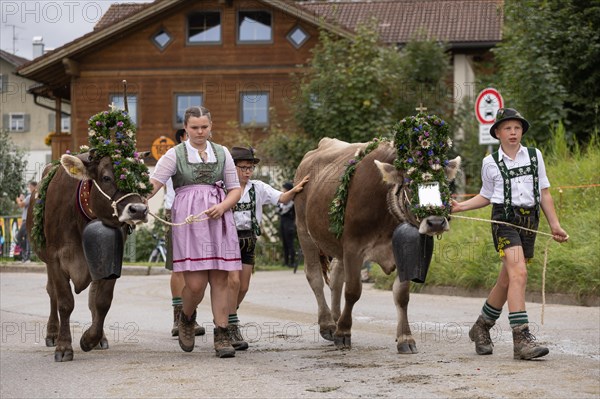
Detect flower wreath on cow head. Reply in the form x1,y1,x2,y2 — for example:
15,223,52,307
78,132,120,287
85,103,152,195
392,113,453,220
32,104,152,250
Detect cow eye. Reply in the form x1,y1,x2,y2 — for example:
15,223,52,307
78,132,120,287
102,175,112,183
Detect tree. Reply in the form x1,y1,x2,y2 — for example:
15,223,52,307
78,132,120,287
495,0,600,144
294,20,451,144
0,130,28,215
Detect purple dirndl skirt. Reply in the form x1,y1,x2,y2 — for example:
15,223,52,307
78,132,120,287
171,184,242,272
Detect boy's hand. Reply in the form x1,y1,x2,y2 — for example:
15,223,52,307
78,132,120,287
551,226,569,243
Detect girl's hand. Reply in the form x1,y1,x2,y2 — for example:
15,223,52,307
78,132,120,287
205,203,226,219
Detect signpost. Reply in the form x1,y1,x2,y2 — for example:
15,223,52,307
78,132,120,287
475,88,503,150
151,136,175,161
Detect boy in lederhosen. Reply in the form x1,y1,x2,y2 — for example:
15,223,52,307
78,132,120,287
452,108,568,360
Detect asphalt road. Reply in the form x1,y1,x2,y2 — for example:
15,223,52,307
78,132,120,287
1,270,599,398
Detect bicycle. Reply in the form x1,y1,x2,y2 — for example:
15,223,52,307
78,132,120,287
148,234,166,263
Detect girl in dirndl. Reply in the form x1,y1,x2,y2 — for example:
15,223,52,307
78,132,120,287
148,106,242,358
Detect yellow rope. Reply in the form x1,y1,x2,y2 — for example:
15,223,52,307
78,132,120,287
451,214,568,325
148,210,210,226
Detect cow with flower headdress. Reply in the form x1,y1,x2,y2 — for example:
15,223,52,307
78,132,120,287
294,113,461,353
27,104,152,362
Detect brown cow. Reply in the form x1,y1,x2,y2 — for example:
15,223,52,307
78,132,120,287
27,153,148,361
294,138,460,353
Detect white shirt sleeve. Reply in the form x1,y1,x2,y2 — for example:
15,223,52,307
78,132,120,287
164,178,175,210
150,148,177,185
536,149,550,190
479,154,497,200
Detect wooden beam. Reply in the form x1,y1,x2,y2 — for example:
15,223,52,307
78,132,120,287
62,58,80,77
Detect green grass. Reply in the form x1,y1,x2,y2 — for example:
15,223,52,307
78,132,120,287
374,130,600,299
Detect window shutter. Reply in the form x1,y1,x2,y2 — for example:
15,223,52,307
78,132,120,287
48,114,55,132
0,75,7,93
2,114,8,130
23,114,31,132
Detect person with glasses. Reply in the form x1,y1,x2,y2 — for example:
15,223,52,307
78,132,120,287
228,146,309,350
147,106,242,358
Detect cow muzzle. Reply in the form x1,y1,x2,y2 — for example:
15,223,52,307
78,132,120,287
118,203,149,224
418,216,449,236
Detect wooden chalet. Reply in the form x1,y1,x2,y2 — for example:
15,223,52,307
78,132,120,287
16,0,503,163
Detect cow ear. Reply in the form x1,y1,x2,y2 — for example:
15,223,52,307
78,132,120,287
445,156,461,181
374,160,403,186
61,154,91,181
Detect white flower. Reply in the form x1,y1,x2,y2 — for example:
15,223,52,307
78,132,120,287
422,172,433,181
447,138,453,148
109,102,118,111
79,145,90,152
139,183,146,189
431,164,442,171
88,129,96,137
126,129,134,137
407,167,416,175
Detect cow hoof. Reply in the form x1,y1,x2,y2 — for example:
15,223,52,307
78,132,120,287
80,334,100,352
54,349,74,362
94,338,109,350
397,341,418,354
334,335,351,350
320,327,336,341
45,336,57,347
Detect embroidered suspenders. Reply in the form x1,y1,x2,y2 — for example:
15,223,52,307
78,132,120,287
492,147,540,220
234,184,261,236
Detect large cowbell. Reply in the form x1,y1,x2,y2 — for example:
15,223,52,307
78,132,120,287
392,223,434,283
82,220,124,280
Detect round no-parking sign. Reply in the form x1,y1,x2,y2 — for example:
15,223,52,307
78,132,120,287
475,88,503,124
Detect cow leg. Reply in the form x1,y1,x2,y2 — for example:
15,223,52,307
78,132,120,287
81,279,116,352
86,280,110,350
334,256,362,350
393,277,417,354
329,258,344,324
49,268,76,362
300,242,337,341
45,274,59,347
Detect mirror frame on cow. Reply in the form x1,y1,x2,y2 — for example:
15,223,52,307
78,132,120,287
26,102,153,362
294,111,461,354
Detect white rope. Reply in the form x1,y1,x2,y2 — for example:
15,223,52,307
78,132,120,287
451,214,569,325
148,210,210,226
92,180,144,218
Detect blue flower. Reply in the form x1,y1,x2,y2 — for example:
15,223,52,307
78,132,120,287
104,139,111,145
428,150,434,156
408,158,414,163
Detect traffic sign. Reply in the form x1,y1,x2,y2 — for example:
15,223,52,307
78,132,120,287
479,124,499,145
475,88,503,125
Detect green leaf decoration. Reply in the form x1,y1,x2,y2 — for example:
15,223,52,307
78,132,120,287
328,138,388,238
392,113,453,221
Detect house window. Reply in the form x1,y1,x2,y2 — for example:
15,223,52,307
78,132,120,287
9,113,25,132
238,11,272,43
61,115,70,132
110,94,138,125
241,92,269,126
152,28,172,50
287,25,309,48
188,11,221,44
175,94,203,126
0,74,6,93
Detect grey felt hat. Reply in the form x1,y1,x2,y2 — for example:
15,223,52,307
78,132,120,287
490,108,530,139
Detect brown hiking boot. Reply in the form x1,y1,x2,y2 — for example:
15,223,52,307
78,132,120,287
512,324,549,360
214,326,236,358
171,305,182,336
227,324,249,351
469,315,495,355
178,311,196,352
172,305,206,337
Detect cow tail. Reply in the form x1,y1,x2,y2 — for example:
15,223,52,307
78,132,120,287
319,251,331,286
